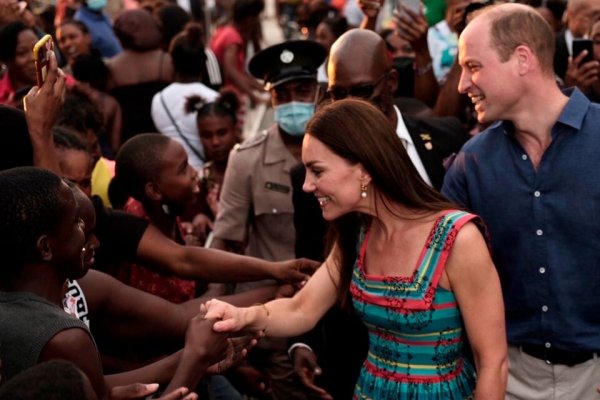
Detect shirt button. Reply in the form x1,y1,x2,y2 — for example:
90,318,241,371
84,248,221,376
542,305,548,312
272,208,278,214
534,191,541,197
545,342,552,348
536,229,543,236
522,154,528,160
539,267,546,274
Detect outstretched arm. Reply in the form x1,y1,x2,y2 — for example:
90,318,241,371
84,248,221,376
80,269,281,352
446,222,508,400
204,249,340,337
136,224,318,283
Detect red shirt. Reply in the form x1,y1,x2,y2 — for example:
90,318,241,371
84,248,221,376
120,198,196,303
0,71,76,106
210,25,245,89
0,71,16,106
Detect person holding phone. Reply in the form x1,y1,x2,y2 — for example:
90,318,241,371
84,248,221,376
566,18,600,101
553,0,600,84
587,16,600,102
564,37,600,92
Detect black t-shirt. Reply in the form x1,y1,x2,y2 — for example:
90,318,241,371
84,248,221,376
92,196,148,271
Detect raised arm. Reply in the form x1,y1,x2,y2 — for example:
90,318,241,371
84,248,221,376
446,222,508,400
23,49,64,174
394,6,439,107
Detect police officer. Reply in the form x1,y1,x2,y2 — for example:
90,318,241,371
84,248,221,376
210,40,327,400
211,40,326,265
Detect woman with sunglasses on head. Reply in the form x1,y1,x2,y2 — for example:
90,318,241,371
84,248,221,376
204,99,508,400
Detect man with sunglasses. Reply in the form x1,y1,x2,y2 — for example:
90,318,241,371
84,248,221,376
327,28,468,190
210,39,327,400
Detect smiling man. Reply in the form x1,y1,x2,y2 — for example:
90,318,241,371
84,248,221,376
442,4,600,399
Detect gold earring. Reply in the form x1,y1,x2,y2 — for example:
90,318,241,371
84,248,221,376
360,183,368,199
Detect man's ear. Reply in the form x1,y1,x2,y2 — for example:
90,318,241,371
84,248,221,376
145,182,162,202
36,235,53,261
514,45,535,75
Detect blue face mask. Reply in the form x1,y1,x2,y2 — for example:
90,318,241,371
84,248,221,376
87,0,106,11
274,102,315,137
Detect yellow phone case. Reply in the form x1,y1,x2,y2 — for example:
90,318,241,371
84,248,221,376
33,34,53,86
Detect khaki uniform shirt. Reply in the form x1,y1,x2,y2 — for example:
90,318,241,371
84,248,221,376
213,124,298,264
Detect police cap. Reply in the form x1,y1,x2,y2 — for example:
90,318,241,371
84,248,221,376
249,40,327,90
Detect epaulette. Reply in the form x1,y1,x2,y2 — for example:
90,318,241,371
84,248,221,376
236,130,268,151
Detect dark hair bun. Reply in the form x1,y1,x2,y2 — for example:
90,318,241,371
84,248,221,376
217,90,241,114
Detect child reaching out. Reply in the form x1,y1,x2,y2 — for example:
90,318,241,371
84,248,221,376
109,134,200,303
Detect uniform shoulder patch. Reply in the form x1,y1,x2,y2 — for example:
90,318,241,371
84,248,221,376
237,130,268,151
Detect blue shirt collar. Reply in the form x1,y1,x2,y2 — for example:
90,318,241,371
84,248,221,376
499,87,590,136
555,87,590,131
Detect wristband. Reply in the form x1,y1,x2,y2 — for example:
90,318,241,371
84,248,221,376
288,343,314,359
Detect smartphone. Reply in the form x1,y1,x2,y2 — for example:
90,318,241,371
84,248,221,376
32,34,53,87
572,38,594,65
396,0,421,14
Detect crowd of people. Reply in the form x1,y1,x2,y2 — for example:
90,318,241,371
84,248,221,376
1,0,600,398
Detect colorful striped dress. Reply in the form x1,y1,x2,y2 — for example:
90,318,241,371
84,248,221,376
351,210,479,399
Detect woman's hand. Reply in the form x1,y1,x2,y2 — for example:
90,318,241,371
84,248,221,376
201,299,252,333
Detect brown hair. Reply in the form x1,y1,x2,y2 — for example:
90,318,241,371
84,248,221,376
306,99,457,309
483,4,555,75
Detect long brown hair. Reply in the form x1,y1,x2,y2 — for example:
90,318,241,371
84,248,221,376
306,99,457,309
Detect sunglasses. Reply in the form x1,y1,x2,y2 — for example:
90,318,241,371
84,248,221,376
326,73,387,101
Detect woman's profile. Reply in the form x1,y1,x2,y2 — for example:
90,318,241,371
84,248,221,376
204,99,508,399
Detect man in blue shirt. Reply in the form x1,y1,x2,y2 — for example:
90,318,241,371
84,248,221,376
74,0,122,58
442,4,600,399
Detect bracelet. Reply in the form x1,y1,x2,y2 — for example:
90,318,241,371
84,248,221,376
253,303,269,333
256,302,270,318
414,61,433,77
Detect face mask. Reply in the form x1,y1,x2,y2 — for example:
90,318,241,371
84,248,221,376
274,101,315,137
87,0,106,11
393,57,414,73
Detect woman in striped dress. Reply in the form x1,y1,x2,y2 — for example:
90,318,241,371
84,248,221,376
204,99,508,399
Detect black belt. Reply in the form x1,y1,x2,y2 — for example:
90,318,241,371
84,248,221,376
521,345,595,366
